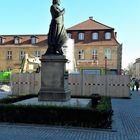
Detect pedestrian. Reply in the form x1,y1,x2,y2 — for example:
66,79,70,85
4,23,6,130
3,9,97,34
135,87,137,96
130,78,135,91
135,79,139,91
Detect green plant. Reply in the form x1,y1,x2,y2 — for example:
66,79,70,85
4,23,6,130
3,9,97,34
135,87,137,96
0,94,112,128
96,96,112,111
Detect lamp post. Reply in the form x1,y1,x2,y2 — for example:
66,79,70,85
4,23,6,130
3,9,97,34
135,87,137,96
105,56,107,75
104,56,108,96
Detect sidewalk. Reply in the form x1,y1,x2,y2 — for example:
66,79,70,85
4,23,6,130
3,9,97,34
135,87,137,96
0,90,139,140
112,90,140,139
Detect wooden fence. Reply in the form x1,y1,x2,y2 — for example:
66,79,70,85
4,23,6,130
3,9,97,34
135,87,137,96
11,73,41,95
69,74,130,98
11,73,130,98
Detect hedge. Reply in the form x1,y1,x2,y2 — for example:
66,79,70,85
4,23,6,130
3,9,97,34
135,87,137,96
0,104,112,128
0,95,112,128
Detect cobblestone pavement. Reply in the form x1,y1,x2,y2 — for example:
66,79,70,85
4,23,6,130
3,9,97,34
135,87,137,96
0,91,10,99
0,90,140,140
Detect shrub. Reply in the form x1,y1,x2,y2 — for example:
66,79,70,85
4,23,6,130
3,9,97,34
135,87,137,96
0,95,112,128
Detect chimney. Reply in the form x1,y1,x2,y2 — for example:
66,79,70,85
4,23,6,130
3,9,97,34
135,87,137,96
89,16,93,20
115,32,117,38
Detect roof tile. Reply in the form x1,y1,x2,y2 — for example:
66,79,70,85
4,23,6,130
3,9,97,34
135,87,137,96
67,18,114,31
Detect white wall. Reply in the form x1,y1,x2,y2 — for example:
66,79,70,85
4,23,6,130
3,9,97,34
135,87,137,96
63,39,76,73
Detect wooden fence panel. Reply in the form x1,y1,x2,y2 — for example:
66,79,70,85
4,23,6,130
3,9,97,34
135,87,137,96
11,73,130,98
11,73,41,95
69,74,130,98
68,74,81,96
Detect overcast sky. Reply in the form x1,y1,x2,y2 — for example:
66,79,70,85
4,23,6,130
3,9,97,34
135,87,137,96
0,0,140,68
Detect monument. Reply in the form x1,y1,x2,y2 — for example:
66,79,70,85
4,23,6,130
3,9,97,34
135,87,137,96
38,0,70,101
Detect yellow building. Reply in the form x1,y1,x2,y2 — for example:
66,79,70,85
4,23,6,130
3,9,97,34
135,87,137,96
133,58,140,79
0,35,47,71
67,17,122,75
0,17,122,75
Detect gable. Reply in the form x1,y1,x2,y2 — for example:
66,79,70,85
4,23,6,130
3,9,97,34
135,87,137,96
67,18,114,31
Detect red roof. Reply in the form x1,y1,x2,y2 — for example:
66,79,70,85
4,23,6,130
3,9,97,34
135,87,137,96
67,18,114,31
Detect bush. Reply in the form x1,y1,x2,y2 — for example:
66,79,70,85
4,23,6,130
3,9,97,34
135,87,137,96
96,96,112,111
0,95,112,128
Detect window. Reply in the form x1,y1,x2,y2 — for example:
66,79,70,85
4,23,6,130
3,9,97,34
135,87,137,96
67,33,72,38
92,49,98,60
78,49,84,60
83,70,100,75
14,37,20,44
19,51,25,60
0,37,5,44
31,36,37,44
104,48,111,59
78,33,84,40
105,32,111,40
92,32,99,40
7,51,12,60
35,50,40,57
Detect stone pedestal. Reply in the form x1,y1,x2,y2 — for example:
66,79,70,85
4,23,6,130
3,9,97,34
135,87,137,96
38,55,70,101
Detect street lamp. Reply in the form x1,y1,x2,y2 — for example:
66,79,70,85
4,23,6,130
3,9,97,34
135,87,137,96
105,56,107,75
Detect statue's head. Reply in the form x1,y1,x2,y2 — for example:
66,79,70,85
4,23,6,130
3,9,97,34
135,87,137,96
53,0,60,5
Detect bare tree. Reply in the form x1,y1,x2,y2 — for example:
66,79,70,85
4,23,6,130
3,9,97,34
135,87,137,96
126,62,135,77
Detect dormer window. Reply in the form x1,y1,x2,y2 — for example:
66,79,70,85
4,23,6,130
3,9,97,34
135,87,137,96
78,33,84,40
105,32,111,40
14,36,21,44
92,32,99,40
31,36,38,44
0,37,5,44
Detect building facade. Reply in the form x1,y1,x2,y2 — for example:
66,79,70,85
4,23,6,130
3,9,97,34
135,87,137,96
133,58,140,79
0,17,122,75
0,35,47,71
67,17,122,75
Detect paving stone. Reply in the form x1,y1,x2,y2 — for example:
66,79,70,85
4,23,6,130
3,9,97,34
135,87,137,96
0,90,140,140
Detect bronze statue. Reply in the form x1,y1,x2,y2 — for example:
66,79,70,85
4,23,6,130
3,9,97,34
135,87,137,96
45,0,68,55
